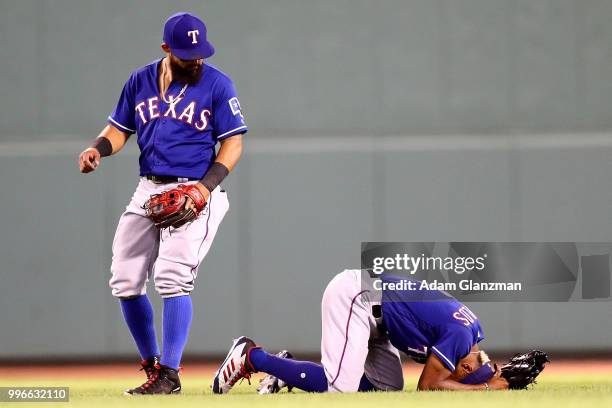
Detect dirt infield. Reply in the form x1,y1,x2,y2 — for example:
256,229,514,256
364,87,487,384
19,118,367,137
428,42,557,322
2,359,611,380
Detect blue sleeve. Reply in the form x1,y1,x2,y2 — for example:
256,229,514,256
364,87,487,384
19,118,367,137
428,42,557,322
107,74,137,134
430,327,474,372
212,76,248,140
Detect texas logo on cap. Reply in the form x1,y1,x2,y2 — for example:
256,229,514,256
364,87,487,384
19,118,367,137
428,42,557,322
163,12,215,60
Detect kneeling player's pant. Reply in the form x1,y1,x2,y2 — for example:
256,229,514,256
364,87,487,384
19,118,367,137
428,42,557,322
321,270,404,392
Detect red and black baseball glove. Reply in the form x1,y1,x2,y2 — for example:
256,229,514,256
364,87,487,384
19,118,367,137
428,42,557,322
144,184,207,229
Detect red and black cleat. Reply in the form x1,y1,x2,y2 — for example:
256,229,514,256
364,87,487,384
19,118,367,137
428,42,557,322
140,356,160,380
124,364,181,395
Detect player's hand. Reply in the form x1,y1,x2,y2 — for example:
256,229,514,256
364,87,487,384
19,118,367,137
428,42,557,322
486,368,509,390
79,148,101,173
185,183,210,211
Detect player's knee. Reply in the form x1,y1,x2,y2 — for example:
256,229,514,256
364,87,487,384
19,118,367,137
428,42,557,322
109,280,146,298
322,361,363,393
327,381,360,393
109,262,146,298
155,284,193,298
153,260,195,298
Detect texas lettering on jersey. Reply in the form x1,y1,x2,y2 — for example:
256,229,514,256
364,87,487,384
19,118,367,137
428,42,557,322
134,95,212,131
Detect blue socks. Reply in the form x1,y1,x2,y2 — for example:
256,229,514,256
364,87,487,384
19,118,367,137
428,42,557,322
249,348,328,392
120,295,160,360
159,295,193,370
358,374,375,391
120,294,192,370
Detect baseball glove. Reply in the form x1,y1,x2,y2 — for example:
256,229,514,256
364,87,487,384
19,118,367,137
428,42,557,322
500,350,549,389
144,184,207,229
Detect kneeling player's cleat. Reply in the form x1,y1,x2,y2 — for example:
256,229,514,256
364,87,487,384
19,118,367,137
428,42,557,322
140,356,160,380
257,350,294,395
212,336,257,394
124,364,181,395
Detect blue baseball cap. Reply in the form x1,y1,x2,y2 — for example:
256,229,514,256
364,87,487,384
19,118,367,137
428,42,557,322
163,12,215,60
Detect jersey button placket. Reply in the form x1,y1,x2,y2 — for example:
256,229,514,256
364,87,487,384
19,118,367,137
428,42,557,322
155,88,171,167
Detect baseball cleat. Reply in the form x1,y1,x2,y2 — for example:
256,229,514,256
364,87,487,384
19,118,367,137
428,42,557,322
140,356,160,379
212,336,257,394
124,364,181,395
257,350,294,395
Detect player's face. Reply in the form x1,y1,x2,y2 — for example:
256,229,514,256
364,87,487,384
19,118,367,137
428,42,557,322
450,351,482,381
168,54,204,85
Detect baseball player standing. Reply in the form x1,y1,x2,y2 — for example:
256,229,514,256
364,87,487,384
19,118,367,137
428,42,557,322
78,12,247,395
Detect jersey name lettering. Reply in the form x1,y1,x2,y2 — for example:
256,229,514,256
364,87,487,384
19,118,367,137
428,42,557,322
452,305,478,326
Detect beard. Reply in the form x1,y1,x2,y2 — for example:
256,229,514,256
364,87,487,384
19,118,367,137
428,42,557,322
169,57,203,85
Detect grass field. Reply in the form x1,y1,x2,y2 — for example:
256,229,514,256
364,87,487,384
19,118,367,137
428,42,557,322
1,364,611,408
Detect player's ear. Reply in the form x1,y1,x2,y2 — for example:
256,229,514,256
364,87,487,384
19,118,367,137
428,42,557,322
461,362,474,373
161,43,171,53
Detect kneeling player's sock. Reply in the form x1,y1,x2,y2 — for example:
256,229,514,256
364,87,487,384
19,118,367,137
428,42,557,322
160,295,193,370
248,348,328,392
120,295,160,360
358,374,375,392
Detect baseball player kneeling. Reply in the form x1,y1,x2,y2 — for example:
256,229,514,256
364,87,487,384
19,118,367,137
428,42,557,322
78,12,247,395
213,270,548,394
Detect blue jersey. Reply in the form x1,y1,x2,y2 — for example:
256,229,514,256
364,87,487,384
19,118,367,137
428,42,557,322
108,59,248,179
381,275,485,372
